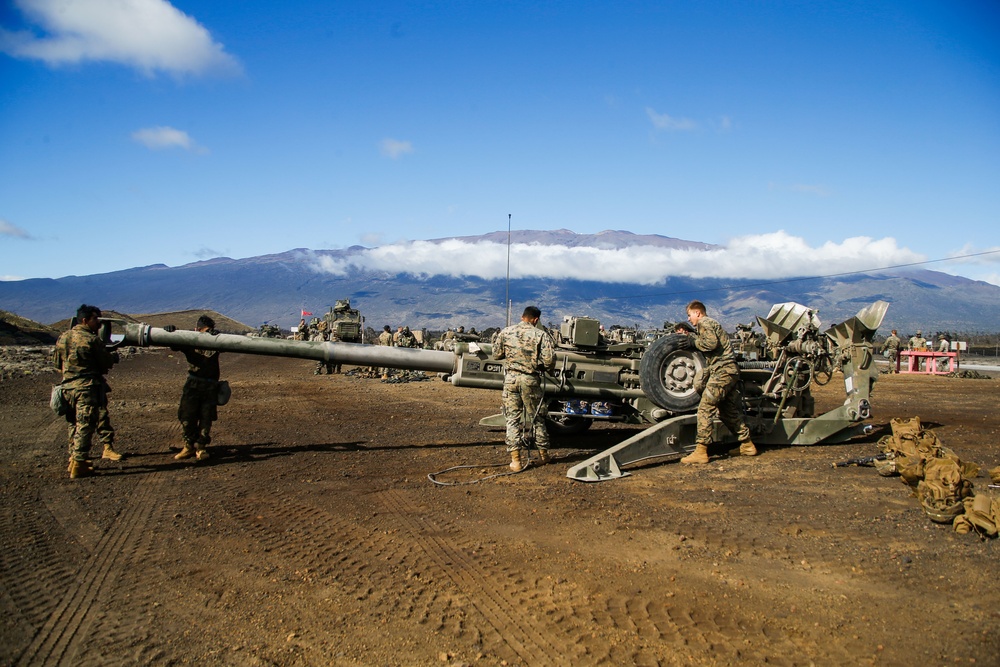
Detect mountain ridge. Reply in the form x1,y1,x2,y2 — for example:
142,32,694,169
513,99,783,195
1,230,997,334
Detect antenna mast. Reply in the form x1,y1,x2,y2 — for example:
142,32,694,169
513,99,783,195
505,213,512,326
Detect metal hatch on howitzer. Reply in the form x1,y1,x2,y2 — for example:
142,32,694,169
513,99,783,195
118,299,887,482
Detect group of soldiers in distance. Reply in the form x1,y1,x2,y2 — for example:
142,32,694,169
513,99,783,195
880,328,955,373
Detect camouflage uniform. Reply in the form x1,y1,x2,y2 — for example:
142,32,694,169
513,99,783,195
883,333,901,371
377,328,393,378
397,328,419,348
937,336,950,372
690,316,752,448
178,334,221,453
311,327,338,374
53,323,119,463
908,331,927,371
493,320,556,455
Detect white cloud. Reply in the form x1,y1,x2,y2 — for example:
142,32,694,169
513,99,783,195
646,107,698,131
359,232,383,246
131,125,203,152
1,275,27,281
379,138,414,159
0,219,32,239
0,0,241,77
193,246,225,259
945,244,1000,286
980,273,1000,287
308,232,925,284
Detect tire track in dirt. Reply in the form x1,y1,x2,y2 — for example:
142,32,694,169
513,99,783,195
15,473,165,667
217,480,495,643
376,488,804,666
212,473,561,664
372,490,746,665
0,416,91,662
377,487,570,666
0,503,83,641
67,478,183,667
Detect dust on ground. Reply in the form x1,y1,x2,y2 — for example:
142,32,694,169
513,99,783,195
1,349,998,666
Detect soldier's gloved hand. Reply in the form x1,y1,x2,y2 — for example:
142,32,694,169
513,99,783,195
110,351,121,364
163,325,177,332
673,333,694,350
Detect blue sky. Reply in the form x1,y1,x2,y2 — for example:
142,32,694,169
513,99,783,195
1,0,998,286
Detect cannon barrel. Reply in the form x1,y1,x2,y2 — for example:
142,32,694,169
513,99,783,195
122,323,457,374
122,323,647,400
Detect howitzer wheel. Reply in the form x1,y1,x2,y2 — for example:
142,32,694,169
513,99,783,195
639,334,705,412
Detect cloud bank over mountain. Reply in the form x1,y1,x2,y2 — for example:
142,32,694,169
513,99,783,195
308,232,924,284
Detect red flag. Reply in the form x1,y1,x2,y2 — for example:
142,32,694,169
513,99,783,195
301,310,313,316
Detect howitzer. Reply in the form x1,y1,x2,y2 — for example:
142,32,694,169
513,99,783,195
832,453,889,468
119,300,889,483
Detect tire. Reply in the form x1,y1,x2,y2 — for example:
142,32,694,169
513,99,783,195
545,400,593,436
638,334,705,411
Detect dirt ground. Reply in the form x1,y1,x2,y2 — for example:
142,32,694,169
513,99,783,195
2,349,999,667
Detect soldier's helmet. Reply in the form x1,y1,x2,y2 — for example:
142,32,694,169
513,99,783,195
403,326,411,334
916,330,922,336
457,326,465,333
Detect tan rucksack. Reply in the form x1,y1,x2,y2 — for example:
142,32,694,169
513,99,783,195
876,417,979,524
954,494,1000,538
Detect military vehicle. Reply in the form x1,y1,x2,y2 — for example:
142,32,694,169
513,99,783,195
247,324,283,339
118,300,888,482
320,299,364,343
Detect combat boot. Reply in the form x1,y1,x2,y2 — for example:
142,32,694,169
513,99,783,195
680,445,710,465
195,448,210,461
69,460,93,478
509,450,524,472
739,440,758,457
102,445,123,461
536,449,551,465
174,446,195,460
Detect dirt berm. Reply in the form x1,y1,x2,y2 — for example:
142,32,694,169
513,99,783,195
1,350,998,666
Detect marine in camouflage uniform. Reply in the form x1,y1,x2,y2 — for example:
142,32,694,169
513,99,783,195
883,330,901,373
377,325,393,379
174,316,221,462
908,330,928,371
677,301,757,464
52,304,122,478
397,326,419,348
493,306,556,471
312,322,341,375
